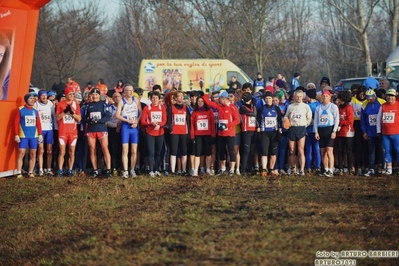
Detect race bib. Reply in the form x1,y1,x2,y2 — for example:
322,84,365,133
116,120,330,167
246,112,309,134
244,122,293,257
368,114,377,126
90,112,101,121
63,115,75,124
382,112,395,123
174,114,186,125
40,112,51,124
197,119,209,130
25,115,36,127
248,117,256,127
264,117,276,128
151,111,162,123
291,111,301,122
319,114,328,126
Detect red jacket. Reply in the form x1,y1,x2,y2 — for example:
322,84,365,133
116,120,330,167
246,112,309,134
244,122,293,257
141,104,167,136
203,95,240,137
337,103,355,137
190,108,215,139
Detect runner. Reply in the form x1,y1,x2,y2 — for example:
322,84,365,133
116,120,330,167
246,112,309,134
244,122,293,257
83,88,112,177
166,90,190,176
377,88,399,176
204,91,240,176
190,95,215,176
141,91,167,177
116,85,142,178
283,89,312,176
56,86,82,176
313,90,339,177
35,89,55,176
14,93,43,178
257,91,283,176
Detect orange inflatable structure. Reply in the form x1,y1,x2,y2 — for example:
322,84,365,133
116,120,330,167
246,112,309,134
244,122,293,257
0,0,51,177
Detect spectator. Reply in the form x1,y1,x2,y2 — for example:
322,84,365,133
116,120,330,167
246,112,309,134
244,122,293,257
290,72,300,92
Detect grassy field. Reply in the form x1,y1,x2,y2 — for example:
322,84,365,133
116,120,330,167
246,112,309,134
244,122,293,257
0,174,398,265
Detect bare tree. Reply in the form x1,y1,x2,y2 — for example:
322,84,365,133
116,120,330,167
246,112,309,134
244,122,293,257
32,0,106,89
326,0,381,76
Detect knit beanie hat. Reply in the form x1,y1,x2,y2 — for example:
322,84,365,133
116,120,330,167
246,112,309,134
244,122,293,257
306,89,317,99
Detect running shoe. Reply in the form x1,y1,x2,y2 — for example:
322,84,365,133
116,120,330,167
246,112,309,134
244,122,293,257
298,170,305,177
324,170,333,177
261,169,268,177
122,171,129,178
279,169,288,175
38,170,44,177
155,171,162,176
363,169,374,177
130,170,137,177
149,171,155,177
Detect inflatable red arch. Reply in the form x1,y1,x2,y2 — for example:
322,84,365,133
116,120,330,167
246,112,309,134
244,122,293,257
0,0,51,177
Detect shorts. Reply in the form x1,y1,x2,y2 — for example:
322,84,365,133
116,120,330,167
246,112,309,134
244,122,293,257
19,137,38,149
210,137,217,145
58,133,78,146
121,125,139,144
287,126,307,141
40,130,53,145
87,131,108,139
318,126,334,148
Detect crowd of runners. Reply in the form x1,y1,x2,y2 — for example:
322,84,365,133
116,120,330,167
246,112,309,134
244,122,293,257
13,73,399,178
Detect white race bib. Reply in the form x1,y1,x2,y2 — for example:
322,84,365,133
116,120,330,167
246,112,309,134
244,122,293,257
151,111,162,123
174,114,186,125
63,115,75,124
248,117,256,127
25,115,36,127
368,114,377,126
319,114,328,126
264,117,276,128
291,111,302,122
197,119,209,130
40,112,51,124
382,112,395,124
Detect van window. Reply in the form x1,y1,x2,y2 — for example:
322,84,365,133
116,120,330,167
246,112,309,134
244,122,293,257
227,71,248,87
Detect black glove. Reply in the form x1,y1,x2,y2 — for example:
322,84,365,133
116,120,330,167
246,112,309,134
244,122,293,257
218,123,227,131
377,133,382,140
90,117,98,124
63,105,70,114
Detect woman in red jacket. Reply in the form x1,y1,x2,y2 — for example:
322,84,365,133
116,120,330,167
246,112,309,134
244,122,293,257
336,91,355,176
204,91,240,176
190,96,215,176
141,91,167,177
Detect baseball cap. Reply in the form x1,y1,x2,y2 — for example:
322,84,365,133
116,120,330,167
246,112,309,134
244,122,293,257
386,88,397,96
322,90,332,96
218,91,229,98
365,89,376,98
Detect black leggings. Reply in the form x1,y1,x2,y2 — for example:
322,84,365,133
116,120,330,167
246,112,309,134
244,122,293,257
147,134,164,172
240,131,256,170
170,134,188,156
218,136,236,162
195,135,211,157
108,128,122,170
